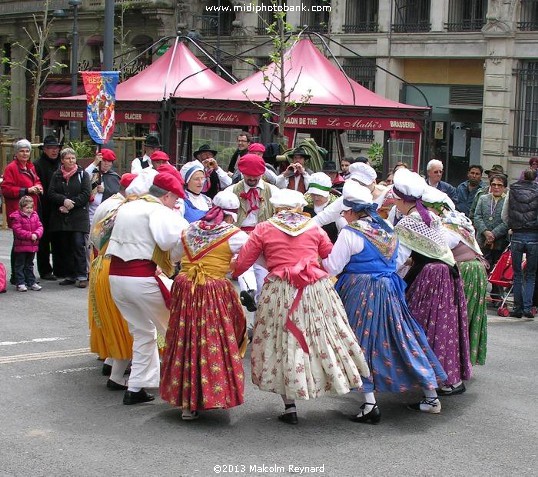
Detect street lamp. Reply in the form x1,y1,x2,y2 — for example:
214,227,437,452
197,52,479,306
68,0,82,140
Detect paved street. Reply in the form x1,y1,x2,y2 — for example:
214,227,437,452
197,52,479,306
0,227,537,477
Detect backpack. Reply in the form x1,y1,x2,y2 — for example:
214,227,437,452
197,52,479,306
0,262,7,293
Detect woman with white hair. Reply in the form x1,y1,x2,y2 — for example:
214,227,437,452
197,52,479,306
232,188,369,425
160,190,249,420
393,168,472,402
323,181,446,422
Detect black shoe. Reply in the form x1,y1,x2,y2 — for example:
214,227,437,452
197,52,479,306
59,278,76,286
350,403,381,424
509,311,523,318
278,411,298,425
9,277,15,285
240,290,257,312
437,382,466,396
41,273,57,281
523,311,535,318
106,379,127,391
123,388,155,405
102,363,112,376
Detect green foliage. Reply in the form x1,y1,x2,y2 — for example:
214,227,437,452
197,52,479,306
0,75,11,111
368,142,384,172
66,140,95,159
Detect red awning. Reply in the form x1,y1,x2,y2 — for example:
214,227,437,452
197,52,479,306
177,109,258,126
43,109,159,124
282,115,422,131
86,35,104,46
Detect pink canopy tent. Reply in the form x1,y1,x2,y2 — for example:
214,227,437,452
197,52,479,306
40,40,231,124
173,39,429,167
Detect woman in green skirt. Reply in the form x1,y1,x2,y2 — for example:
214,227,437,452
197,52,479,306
423,187,488,369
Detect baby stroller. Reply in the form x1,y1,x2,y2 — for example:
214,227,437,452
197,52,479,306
487,244,536,316
487,246,514,316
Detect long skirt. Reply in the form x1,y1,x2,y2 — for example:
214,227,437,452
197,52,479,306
406,263,472,385
251,277,369,400
459,259,488,365
160,274,247,411
336,273,447,393
88,255,133,360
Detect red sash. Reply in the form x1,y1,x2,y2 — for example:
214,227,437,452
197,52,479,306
109,257,171,309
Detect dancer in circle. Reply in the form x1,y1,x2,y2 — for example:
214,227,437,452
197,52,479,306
323,181,447,422
160,190,249,420
232,188,369,425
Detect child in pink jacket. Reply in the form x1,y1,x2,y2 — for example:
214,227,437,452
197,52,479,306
10,196,44,291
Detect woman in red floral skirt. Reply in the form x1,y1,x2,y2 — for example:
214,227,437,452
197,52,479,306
160,190,249,420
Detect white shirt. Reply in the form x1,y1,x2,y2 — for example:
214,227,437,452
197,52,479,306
130,154,152,174
107,196,189,263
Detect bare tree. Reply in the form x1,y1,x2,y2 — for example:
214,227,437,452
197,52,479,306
7,0,65,141
244,2,312,146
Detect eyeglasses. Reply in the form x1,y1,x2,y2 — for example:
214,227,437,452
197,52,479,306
490,183,504,187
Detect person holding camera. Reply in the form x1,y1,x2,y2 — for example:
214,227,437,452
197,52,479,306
193,144,231,199
1,139,43,286
275,147,313,193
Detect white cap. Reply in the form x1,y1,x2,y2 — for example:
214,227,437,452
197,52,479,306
306,172,332,197
422,185,455,210
269,188,308,208
393,168,427,199
125,168,158,196
180,160,204,183
348,162,377,185
212,189,240,222
340,181,373,211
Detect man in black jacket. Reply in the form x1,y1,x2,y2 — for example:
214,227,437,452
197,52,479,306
503,168,538,318
33,135,64,280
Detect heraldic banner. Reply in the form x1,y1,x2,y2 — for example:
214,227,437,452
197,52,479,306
81,71,120,145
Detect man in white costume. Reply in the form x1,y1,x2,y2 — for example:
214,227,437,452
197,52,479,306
108,172,189,405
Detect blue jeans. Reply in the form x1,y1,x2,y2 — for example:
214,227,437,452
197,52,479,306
511,232,538,313
13,252,37,286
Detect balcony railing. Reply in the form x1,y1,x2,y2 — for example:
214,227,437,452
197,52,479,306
391,21,431,33
445,19,485,32
519,0,538,30
343,23,379,33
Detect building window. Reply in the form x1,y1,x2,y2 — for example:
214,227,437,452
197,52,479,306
198,0,233,36
513,62,538,156
445,0,486,31
392,0,431,33
518,0,538,31
343,57,376,143
343,0,379,33
256,0,287,34
300,0,330,33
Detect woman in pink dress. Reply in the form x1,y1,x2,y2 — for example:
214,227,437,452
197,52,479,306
232,189,369,425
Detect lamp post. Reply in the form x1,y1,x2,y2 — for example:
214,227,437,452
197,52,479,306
69,0,82,140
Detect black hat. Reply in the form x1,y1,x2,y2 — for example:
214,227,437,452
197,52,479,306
322,160,338,172
193,144,218,158
39,135,61,149
287,146,310,160
144,135,161,148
